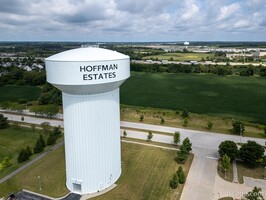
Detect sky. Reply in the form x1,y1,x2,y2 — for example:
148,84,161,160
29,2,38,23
0,0,265,42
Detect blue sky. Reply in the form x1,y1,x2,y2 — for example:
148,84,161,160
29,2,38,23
0,0,265,42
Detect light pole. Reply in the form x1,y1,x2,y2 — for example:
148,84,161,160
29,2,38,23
37,176,42,192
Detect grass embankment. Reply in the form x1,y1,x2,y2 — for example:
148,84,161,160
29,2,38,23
142,52,214,61
0,85,41,102
121,105,265,139
0,126,47,179
0,142,193,200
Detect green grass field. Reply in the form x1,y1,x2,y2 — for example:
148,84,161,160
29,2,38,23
0,85,41,102
120,72,266,124
0,142,192,200
0,126,47,179
0,145,67,198
142,52,214,61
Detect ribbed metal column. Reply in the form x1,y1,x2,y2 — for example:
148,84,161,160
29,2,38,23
62,88,121,194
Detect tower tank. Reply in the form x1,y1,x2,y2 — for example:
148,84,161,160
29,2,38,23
45,47,130,194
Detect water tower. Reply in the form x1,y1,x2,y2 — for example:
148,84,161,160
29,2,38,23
184,41,190,49
45,47,130,194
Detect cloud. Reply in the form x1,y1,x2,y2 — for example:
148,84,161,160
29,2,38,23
180,1,200,22
0,0,265,41
217,3,240,21
234,20,250,28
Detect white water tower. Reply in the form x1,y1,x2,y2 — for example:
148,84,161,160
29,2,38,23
45,47,130,194
184,41,190,49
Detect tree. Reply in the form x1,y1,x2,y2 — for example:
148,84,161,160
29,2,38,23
0,114,8,129
30,105,59,117
183,118,189,127
34,135,46,154
173,132,180,145
140,115,144,122
26,146,32,157
17,149,29,163
177,166,186,184
47,126,61,146
245,187,264,200
177,138,192,163
181,138,192,153
260,68,266,76
147,131,153,141
232,121,245,135
40,122,50,134
218,140,238,160
181,110,189,118
52,126,61,137
239,140,264,168
170,173,179,189
207,121,213,130
0,156,11,170
47,134,57,146
221,154,231,177
176,150,188,163
123,130,127,138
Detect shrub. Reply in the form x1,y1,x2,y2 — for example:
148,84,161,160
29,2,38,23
123,130,127,137
147,131,153,141
160,117,165,124
170,174,179,189
232,121,245,135
181,110,189,118
0,114,8,129
0,156,11,170
207,121,213,130
173,132,180,145
183,118,189,127
177,166,186,184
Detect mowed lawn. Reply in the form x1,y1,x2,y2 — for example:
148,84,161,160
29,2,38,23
142,52,214,61
94,143,189,200
0,142,190,200
0,127,44,179
0,85,41,102
120,72,266,123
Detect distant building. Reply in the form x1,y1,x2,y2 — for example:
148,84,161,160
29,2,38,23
226,53,253,59
253,51,266,58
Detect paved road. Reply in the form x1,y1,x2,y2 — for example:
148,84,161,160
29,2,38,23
2,111,266,200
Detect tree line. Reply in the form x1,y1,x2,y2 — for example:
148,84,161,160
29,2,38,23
131,62,266,76
0,66,46,86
